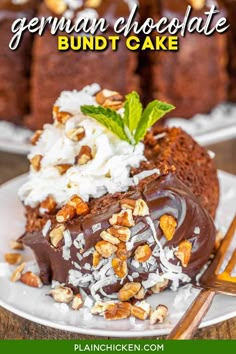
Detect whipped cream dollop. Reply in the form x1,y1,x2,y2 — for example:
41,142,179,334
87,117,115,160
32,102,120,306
19,84,146,208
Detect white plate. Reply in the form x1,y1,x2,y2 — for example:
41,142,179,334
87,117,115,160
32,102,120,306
0,103,236,155
0,171,235,337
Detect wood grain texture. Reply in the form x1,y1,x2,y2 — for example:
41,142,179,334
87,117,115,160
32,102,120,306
0,139,235,340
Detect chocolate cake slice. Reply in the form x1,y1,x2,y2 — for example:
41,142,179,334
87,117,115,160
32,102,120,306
18,85,218,314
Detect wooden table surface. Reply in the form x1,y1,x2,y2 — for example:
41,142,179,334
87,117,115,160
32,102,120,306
0,139,235,340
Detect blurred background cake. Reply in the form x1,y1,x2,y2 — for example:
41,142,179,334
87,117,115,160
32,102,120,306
0,0,235,129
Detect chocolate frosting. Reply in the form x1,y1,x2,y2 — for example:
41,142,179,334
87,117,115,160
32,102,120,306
21,173,216,298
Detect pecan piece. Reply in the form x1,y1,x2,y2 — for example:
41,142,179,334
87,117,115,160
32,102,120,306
134,287,146,300
49,286,74,303
66,126,85,142
151,279,169,294
49,224,65,248
112,258,128,278
56,204,76,223
120,198,136,210
150,305,168,325
53,105,72,124
118,282,141,301
40,195,57,214
68,196,90,216
10,263,25,282
9,240,24,250
30,130,42,145
133,199,149,216
76,145,93,165
55,164,72,175
20,272,42,288
115,242,131,261
72,294,83,310
107,226,131,242
91,301,110,315
109,209,135,228
104,302,131,320
92,250,102,268
160,214,177,241
4,253,22,265
100,231,120,245
131,301,150,320
95,240,117,258
174,240,192,267
96,89,124,111
30,155,43,172
134,244,152,263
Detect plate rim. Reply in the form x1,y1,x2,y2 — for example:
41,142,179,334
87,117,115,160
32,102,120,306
0,170,235,337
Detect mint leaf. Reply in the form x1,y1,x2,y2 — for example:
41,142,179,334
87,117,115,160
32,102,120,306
134,100,175,143
81,105,129,142
124,91,143,133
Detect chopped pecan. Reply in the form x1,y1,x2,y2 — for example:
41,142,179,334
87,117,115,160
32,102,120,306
76,145,93,165
9,240,24,250
4,253,22,265
30,130,42,145
100,231,120,245
134,287,146,300
96,89,124,111
92,250,102,268
55,164,72,175
108,226,131,242
120,198,136,210
40,195,57,214
104,302,131,320
115,242,131,261
151,279,169,294
109,209,135,228
95,240,117,258
49,286,74,303
20,272,42,288
53,105,72,124
150,305,168,325
30,155,43,172
131,302,150,320
68,196,90,216
118,282,141,301
112,258,128,278
72,293,83,310
91,301,110,315
134,244,152,263
66,126,85,142
56,204,76,223
160,214,177,241
10,263,25,282
174,240,192,267
133,199,150,216
49,224,65,248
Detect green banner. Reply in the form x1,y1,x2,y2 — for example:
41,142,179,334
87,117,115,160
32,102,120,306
0,339,235,354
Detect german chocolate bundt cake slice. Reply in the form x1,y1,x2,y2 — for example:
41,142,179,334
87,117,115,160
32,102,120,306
18,84,219,311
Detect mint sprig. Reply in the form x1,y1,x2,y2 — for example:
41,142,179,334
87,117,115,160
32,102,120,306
81,92,175,145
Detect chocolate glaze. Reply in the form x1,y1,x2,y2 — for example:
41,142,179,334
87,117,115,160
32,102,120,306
21,173,216,298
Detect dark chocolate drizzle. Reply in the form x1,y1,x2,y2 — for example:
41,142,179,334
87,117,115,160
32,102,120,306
21,173,216,298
